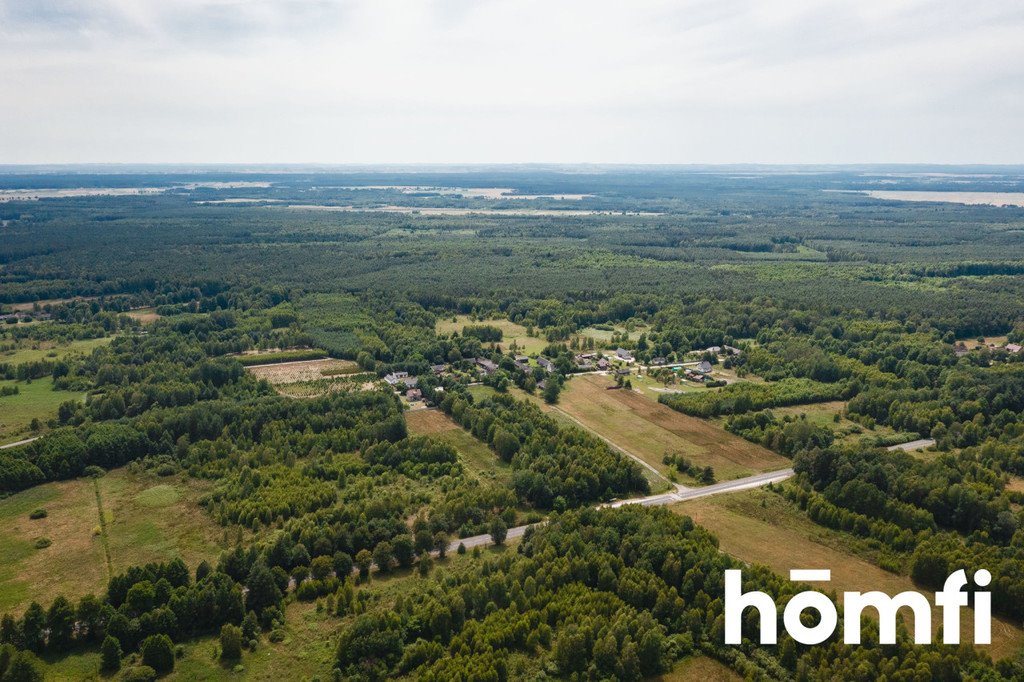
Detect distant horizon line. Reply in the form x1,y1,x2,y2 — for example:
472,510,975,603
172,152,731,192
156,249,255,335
2,162,1024,174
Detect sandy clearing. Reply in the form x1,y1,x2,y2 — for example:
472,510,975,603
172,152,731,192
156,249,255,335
245,358,359,384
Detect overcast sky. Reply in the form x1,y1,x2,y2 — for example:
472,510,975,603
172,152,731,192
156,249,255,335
1,0,1022,164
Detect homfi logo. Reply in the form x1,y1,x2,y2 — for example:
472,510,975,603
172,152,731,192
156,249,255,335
724,568,992,645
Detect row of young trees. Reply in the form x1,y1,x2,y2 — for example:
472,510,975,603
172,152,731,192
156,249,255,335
439,389,649,508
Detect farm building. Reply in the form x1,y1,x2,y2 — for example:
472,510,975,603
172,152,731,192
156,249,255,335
475,358,498,374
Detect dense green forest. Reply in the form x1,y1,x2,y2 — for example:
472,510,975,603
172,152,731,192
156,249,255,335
0,167,1023,680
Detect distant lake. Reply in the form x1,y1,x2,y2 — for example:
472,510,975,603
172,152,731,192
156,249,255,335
863,191,1024,207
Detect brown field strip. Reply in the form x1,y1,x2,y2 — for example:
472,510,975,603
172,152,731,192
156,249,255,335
557,375,789,480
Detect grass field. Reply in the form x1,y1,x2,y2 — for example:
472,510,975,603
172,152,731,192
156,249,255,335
0,336,111,365
0,378,85,445
747,400,903,449
656,656,742,681
124,307,161,324
406,409,513,485
579,324,643,346
629,371,705,400
435,315,547,355
0,469,224,615
554,375,789,481
676,488,1024,660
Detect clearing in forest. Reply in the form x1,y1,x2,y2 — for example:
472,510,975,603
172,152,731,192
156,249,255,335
435,315,547,355
246,358,360,384
406,409,513,485
557,375,789,481
0,379,86,445
0,469,224,615
0,336,112,365
676,488,1024,660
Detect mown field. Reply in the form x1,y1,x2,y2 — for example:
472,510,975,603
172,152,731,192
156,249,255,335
676,488,1024,660
435,315,547,355
0,468,224,615
0,378,85,445
555,375,789,481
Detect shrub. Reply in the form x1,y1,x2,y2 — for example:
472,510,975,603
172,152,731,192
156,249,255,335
28,509,47,520
121,666,157,682
33,538,51,549
140,634,174,674
220,624,243,660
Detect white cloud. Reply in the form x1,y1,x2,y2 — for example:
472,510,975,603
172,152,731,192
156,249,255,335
0,0,1022,163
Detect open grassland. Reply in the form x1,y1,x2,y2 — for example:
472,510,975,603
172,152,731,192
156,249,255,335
0,379,85,445
557,375,789,480
435,315,547,355
0,336,111,365
124,307,161,324
657,656,743,682
676,488,1024,660
630,371,706,400
759,400,903,448
245,358,359,384
100,471,224,577
0,469,224,615
579,324,644,346
406,409,513,485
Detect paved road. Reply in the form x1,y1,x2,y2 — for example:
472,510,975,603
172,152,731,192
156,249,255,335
886,438,936,452
449,467,796,555
0,436,39,450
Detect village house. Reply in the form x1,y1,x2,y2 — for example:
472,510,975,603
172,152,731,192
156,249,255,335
697,360,713,374
651,357,667,366
406,388,422,402
597,358,610,370
431,364,447,375
954,342,970,357
616,348,634,362
1007,344,1022,354
475,357,498,374
384,371,409,386
705,346,722,354
537,356,555,373
402,376,419,389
